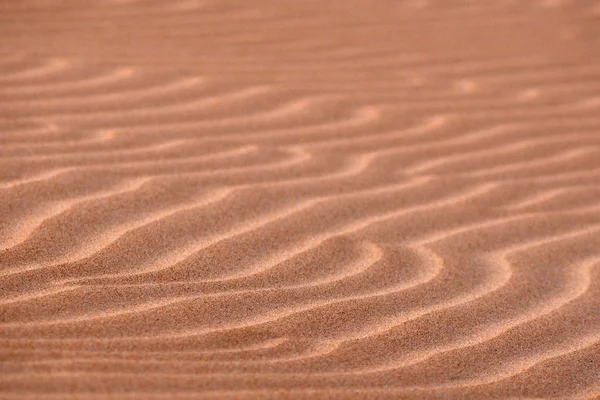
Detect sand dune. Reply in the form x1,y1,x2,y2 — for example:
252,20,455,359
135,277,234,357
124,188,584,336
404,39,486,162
1,0,600,399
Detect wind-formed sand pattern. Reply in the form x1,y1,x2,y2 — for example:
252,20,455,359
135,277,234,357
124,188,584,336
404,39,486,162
1,0,600,399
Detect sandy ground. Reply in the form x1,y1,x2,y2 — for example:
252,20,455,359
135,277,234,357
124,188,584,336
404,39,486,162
1,0,600,399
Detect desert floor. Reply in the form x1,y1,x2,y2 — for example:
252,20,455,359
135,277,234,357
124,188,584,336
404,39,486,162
1,1,600,399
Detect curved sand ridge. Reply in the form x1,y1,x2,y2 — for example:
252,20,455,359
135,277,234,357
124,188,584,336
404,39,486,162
1,0,600,399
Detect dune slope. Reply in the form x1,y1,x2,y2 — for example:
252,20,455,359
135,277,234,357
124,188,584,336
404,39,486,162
1,0,600,399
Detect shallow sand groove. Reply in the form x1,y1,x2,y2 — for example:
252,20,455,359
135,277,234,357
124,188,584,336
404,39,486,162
1,0,600,399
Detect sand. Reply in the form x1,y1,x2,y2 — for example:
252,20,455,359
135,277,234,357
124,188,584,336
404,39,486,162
1,0,600,399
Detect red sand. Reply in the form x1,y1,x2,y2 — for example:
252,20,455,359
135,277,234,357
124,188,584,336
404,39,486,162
1,1,600,399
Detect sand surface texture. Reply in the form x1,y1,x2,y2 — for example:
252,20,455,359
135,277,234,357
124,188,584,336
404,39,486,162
1,1,600,399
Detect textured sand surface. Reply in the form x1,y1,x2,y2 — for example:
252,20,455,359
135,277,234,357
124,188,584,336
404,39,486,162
1,1,600,399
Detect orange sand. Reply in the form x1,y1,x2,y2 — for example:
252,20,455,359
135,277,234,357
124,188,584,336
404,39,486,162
1,1,600,399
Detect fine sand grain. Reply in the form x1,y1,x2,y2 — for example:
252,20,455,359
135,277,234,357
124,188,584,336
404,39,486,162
1,1,600,399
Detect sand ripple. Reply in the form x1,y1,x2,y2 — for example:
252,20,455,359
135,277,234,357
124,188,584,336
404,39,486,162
1,0,600,398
